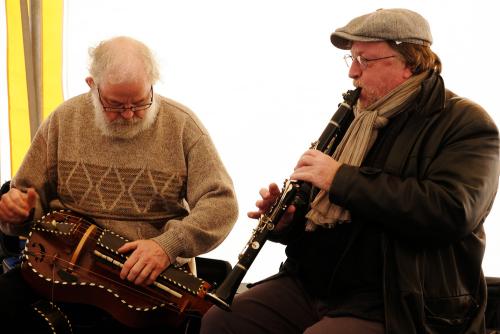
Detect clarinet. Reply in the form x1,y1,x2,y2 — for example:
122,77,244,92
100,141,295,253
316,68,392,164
206,88,361,310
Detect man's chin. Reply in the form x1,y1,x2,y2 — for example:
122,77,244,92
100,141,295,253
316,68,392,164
357,94,378,111
357,97,368,110
102,123,144,139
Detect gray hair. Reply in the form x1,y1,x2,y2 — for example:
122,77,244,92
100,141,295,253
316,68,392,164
88,36,160,85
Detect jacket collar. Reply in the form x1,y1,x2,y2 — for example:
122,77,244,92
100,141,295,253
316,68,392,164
383,71,446,175
414,70,446,117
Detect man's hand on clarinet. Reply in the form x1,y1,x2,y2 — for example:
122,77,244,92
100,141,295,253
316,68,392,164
247,182,295,231
291,149,341,191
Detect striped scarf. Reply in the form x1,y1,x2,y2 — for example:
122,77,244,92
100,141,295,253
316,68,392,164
305,71,428,231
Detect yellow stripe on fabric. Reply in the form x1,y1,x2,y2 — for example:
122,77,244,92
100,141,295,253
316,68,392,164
5,0,31,176
41,0,64,118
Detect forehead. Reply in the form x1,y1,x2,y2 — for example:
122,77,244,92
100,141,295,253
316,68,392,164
99,80,150,100
350,41,394,55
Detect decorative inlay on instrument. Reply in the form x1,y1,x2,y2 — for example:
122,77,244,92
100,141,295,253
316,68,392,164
21,210,213,328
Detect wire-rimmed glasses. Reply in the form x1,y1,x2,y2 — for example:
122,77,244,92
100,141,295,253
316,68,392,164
343,54,396,70
97,86,153,113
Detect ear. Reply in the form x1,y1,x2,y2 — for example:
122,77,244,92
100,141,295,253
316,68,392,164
85,77,95,88
402,66,413,79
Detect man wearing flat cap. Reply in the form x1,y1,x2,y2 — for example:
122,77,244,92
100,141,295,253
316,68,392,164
202,8,499,334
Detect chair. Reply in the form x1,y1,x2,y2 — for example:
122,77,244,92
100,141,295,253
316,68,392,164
487,276,500,332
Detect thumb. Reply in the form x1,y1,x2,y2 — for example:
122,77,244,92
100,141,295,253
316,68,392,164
25,188,38,209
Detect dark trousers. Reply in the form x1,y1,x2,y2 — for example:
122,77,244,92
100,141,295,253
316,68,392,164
201,274,384,334
0,266,165,333
0,267,48,333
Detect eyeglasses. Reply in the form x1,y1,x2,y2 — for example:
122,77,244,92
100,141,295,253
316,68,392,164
344,54,396,70
97,86,153,113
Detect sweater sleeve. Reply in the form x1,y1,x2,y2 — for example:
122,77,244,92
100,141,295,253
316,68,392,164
1,120,54,236
151,133,238,260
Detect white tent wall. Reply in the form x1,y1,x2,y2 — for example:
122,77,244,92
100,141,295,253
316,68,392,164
1,0,499,282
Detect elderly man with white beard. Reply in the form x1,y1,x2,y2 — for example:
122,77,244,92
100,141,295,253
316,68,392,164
0,36,238,333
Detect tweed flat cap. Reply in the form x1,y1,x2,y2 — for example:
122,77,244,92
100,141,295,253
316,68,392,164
331,8,433,50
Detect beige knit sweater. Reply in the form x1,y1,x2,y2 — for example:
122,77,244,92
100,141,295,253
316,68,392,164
3,92,238,262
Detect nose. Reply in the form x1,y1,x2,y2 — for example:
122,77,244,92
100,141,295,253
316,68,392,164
348,61,361,79
120,109,135,120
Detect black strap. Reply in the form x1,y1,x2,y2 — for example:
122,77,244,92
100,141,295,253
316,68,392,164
0,180,10,194
0,181,23,260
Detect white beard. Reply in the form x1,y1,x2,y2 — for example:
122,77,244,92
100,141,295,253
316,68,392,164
90,90,159,139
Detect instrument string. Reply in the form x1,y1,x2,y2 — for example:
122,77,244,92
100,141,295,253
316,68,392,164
22,210,214,327
37,212,192,265
28,211,201,303
51,258,56,307
25,250,178,306
34,212,154,267
36,212,205,286
39,211,124,242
